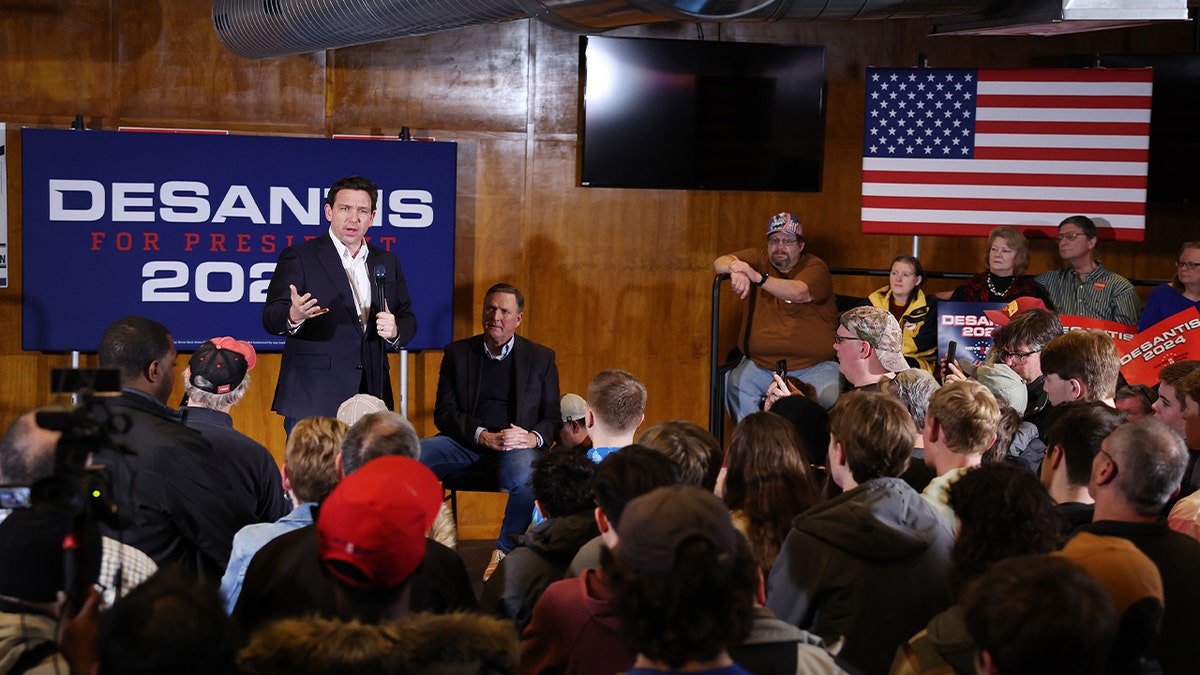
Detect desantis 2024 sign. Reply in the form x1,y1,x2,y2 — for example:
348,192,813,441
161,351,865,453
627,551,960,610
21,129,456,352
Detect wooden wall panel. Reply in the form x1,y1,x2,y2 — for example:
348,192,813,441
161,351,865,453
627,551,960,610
2,4,1197,463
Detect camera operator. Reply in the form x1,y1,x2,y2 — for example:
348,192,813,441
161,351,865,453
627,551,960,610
0,410,157,608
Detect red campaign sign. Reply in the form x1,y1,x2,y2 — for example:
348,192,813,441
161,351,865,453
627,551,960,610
1117,307,1200,386
1059,315,1138,347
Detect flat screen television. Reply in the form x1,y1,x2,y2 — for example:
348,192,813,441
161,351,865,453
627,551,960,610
580,36,826,192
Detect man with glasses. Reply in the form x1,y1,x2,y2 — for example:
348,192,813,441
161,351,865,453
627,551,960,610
989,307,1064,435
714,212,840,419
1034,215,1140,326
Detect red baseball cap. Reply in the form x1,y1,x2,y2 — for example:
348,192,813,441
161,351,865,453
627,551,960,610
317,456,443,589
984,297,1048,326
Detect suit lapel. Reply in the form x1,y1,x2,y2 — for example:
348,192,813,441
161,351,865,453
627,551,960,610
315,234,365,335
510,336,526,415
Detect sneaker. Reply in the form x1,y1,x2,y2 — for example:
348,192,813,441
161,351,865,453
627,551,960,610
483,549,506,582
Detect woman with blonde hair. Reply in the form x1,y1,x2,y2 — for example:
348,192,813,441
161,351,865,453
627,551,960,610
950,226,1051,305
1139,240,1200,331
722,412,819,575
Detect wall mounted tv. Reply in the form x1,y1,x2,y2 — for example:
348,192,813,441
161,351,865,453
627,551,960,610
580,36,826,192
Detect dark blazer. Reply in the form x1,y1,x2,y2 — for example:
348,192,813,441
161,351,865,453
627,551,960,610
433,334,561,447
263,232,416,419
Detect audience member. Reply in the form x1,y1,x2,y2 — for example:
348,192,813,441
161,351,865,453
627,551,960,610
238,613,519,675
0,409,158,608
0,507,102,675
867,255,937,373
1040,329,1120,407
1057,533,1166,674
973,363,1043,470
891,464,1063,675
419,283,561,581
949,226,1052,305
583,369,647,462
767,391,954,674
962,555,1116,675
97,565,238,675
986,307,1063,433
1078,418,1200,674
521,447,680,675
1152,360,1200,443
605,485,844,675
767,393,832,480
635,420,724,491
1138,240,1200,331
315,455,443,623
1039,402,1126,532
182,336,290,529
556,393,592,451
1166,370,1200,537
715,212,841,417
1115,384,1158,421
984,401,1022,467
1034,215,1140,326
221,416,346,613
335,393,388,426
482,448,600,630
883,368,940,493
835,306,909,391
722,412,820,574
232,413,476,639
920,381,1000,526
95,315,262,576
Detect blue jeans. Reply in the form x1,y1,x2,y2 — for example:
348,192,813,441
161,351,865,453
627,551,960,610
419,435,537,554
725,357,840,423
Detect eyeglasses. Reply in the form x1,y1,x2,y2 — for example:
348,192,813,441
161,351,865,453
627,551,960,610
1056,232,1088,241
1176,261,1200,270
834,334,863,344
999,348,1041,363
767,236,799,247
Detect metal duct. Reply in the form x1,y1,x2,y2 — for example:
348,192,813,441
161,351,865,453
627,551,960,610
211,0,1186,60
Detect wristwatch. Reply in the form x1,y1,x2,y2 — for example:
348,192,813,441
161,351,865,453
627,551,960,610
753,269,768,286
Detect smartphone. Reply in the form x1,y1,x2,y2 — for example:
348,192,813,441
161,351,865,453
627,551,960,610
946,341,958,365
775,359,788,377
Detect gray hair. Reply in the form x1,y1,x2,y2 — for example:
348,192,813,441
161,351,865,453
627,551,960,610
884,368,940,431
1106,418,1188,516
184,372,251,410
340,412,420,476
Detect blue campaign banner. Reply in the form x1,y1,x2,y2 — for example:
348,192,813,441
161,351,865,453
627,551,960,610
937,301,1005,366
21,128,455,352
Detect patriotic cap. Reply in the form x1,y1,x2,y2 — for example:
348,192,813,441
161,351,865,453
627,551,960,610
766,212,803,239
188,337,256,394
984,297,1047,326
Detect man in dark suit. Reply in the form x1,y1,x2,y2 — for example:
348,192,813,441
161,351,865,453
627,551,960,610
262,175,417,431
420,283,561,579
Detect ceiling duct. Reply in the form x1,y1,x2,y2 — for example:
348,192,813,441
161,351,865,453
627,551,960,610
211,0,1189,60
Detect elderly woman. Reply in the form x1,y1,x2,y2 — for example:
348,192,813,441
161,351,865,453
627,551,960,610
950,226,1052,305
1139,240,1200,331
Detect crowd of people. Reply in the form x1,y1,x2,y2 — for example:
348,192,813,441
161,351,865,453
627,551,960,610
1,195,1199,675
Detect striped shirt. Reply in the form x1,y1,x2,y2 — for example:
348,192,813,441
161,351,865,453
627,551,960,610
1034,261,1140,327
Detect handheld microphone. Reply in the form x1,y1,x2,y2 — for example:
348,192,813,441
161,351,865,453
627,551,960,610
373,265,387,309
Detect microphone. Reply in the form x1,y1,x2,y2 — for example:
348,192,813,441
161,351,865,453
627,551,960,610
374,265,387,309
374,264,388,400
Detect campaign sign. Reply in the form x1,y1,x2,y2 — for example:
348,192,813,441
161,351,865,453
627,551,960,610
937,302,1004,365
1118,307,1200,386
21,128,456,352
1059,315,1137,349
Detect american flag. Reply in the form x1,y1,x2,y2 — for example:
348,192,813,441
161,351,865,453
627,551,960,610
861,67,1152,242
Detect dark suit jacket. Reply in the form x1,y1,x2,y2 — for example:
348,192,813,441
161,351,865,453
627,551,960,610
433,334,561,447
263,232,416,419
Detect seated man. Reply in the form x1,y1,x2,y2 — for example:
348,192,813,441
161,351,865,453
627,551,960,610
921,381,1000,526
986,308,1064,434
583,369,646,462
419,283,561,581
1039,402,1125,533
714,212,841,417
766,390,954,674
835,306,909,392
1039,329,1120,408
1034,215,1139,326
556,393,592,451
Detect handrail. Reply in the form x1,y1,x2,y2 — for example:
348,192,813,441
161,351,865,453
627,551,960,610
827,266,1169,287
709,273,730,437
